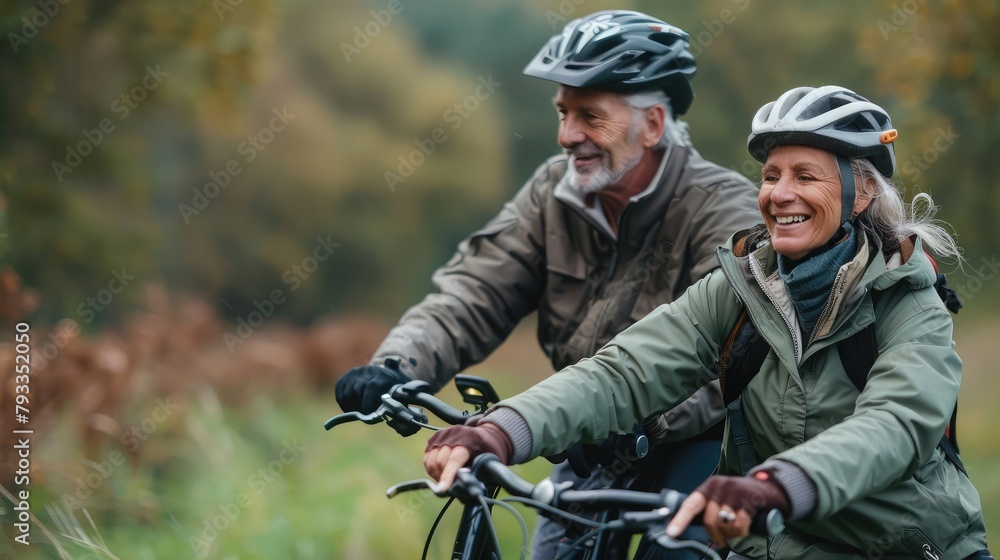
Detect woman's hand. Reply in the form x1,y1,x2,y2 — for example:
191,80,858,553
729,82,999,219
666,473,790,546
424,444,472,490
423,423,513,490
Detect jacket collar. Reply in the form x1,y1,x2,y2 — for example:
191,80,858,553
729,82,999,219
717,226,939,370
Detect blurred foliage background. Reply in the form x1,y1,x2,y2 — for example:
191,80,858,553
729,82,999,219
3,0,999,326
0,0,998,558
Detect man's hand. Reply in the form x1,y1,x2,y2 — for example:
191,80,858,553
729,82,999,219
665,473,790,547
424,423,513,490
335,364,410,414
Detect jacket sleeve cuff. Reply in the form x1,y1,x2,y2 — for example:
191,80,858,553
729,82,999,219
479,407,533,464
750,459,817,520
371,355,419,379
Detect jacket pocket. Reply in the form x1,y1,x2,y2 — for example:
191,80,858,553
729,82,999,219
898,449,972,557
444,214,518,268
544,237,589,280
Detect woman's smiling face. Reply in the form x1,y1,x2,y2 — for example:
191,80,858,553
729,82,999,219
758,145,847,260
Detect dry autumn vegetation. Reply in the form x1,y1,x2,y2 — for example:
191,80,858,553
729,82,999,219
0,267,387,475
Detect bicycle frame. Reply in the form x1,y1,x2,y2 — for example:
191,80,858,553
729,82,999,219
449,483,502,560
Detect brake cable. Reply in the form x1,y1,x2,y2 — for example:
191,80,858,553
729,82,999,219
484,497,529,560
422,496,455,560
476,494,503,559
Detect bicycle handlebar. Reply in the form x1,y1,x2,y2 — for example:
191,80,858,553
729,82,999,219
329,379,786,558
393,382,471,425
323,379,474,433
387,454,785,538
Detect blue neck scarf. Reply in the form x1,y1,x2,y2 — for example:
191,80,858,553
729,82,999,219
777,223,859,339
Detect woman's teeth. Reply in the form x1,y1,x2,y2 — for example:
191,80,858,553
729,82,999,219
775,215,807,224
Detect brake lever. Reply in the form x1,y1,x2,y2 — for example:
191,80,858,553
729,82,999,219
386,478,446,498
381,395,430,437
323,407,386,430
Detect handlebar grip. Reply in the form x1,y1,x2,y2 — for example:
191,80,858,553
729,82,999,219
407,392,470,425
557,488,671,512
393,382,471,426
470,454,536,498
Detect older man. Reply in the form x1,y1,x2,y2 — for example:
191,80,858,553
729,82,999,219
336,10,761,558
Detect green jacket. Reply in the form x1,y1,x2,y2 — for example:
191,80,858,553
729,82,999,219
497,227,988,559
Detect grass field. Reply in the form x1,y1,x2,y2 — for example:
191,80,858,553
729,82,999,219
1,317,997,559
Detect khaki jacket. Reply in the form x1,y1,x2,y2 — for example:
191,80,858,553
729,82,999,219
372,144,760,440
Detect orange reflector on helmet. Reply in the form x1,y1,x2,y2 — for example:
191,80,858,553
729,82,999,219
880,129,898,144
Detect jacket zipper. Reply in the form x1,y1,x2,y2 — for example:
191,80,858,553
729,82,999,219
609,205,633,280
752,263,802,364
807,266,848,347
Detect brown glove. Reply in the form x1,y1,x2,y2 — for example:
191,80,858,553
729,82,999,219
694,471,790,516
425,422,513,465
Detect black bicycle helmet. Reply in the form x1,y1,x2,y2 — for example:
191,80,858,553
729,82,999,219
523,10,696,115
747,85,898,178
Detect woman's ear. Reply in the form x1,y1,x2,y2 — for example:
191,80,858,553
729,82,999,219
853,176,876,217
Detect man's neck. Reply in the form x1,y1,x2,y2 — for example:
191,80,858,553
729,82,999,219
598,149,664,235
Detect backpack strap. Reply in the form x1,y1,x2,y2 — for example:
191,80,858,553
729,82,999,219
718,228,774,475
719,226,773,407
928,260,965,472
837,323,877,392
939,416,968,477
726,397,758,476
934,272,964,314
720,311,769,475
719,309,771,405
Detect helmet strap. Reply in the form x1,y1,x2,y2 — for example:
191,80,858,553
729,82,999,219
835,154,856,228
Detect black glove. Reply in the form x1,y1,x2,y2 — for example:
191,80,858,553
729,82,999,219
335,363,411,414
425,422,513,465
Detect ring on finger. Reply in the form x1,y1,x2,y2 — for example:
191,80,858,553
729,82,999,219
718,509,736,524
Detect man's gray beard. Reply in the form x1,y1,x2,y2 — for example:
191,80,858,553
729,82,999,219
566,150,643,194
566,162,614,194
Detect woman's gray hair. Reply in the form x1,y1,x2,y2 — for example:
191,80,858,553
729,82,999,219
622,90,691,149
853,158,962,263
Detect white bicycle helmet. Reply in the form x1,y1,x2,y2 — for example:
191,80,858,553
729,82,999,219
748,85,898,227
747,85,898,177
523,10,697,115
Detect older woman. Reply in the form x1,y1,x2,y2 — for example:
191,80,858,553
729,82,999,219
423,86,991,559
